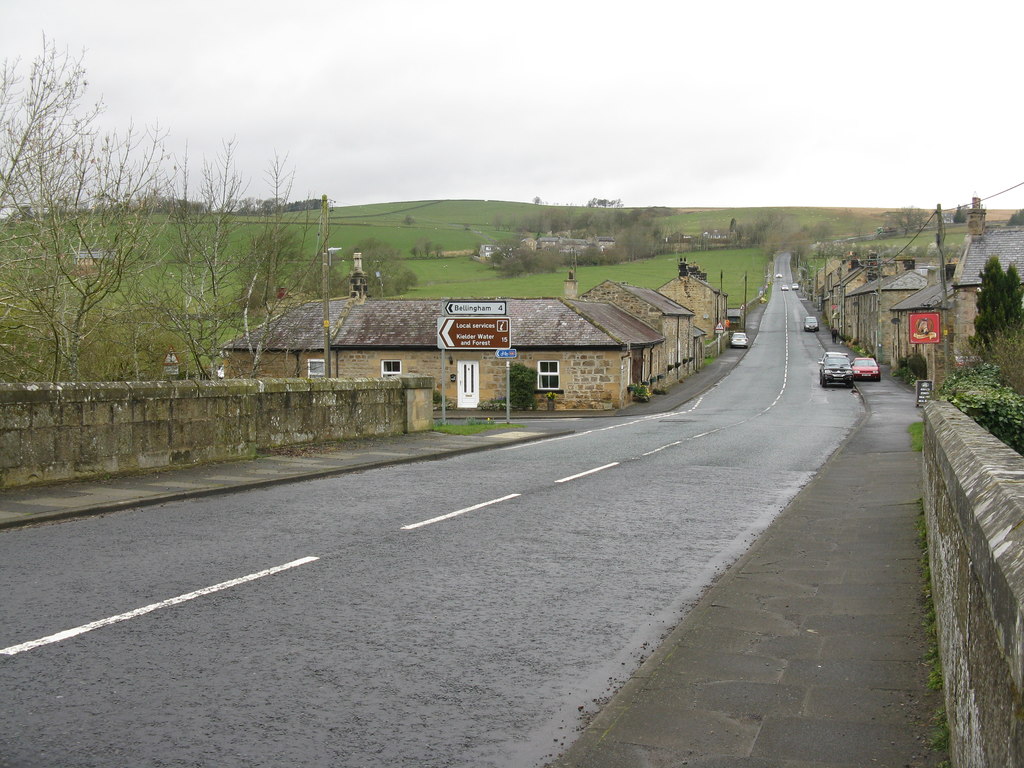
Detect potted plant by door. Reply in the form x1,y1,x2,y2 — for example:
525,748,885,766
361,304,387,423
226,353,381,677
545,392,557,410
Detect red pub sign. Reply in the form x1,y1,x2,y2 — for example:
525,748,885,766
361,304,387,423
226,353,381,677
909,312,941,344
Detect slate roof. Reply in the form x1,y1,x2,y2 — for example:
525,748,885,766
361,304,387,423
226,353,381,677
890,283,949,311
335,300,443,346
954,227,1024,287
845,269,928,297
563,299,664,346
222,299,353,351
611,283,694,316
226,297,665,352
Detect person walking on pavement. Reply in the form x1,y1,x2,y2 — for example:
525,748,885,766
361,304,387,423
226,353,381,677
831,326,838,343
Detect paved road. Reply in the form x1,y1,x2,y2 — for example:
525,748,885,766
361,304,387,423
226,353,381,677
0,262,883,767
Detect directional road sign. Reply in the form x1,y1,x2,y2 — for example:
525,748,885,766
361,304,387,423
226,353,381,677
437,317,511,350
445,300,507,316
495,348,517,358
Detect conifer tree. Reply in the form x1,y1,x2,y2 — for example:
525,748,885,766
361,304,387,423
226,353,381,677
973,256,1024,349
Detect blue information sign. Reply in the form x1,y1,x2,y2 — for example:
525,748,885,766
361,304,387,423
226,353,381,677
495,348,517,358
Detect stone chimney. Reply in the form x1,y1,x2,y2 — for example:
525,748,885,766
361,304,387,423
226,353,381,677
678,258,688,278
967,196,987,236
564,269,578,299
349,251,368,301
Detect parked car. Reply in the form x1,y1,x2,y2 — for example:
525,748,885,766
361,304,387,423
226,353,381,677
730,332,749,348
820,357,854,388
819,351,850,370
803,316,819,332
851,357,881,381
791,283,799,290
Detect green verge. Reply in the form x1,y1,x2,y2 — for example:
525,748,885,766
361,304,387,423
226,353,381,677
432,419,524,435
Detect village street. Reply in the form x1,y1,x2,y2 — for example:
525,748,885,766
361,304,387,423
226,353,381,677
0,275,866,768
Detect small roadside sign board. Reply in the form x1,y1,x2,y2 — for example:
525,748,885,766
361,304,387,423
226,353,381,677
437,317,511,350
445,300,507,316
163,347,179,378
915,379,933,407
496,348,517,358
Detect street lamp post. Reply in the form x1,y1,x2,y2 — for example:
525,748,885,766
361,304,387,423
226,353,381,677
319,195,331,377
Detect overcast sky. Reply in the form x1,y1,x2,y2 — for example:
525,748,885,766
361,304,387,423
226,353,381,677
3,0,1023,212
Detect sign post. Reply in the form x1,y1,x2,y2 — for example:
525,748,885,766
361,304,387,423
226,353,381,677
436,317,511,350
436,308,513,424
444,300,507,316
915,379,933,407
163,347,179,379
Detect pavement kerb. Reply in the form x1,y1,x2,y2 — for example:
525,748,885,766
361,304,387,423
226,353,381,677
558,388,876,758
0,428,571,531
0,300,751,531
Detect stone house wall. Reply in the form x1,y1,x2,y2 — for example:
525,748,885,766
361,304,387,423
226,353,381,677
334,348,627,410
658,276,726,339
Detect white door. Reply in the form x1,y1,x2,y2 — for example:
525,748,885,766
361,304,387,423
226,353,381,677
457,360,479,408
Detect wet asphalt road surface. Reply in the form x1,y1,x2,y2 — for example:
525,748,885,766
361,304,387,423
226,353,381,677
0,281,864,767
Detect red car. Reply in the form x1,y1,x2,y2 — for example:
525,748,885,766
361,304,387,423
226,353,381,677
851,357,880,381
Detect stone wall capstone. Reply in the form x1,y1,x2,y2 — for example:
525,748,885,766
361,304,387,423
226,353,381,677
0,376,434,489
922,401,1024,767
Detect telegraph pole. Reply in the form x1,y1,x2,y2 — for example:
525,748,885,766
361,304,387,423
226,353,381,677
320,194,331,377
936,203,951,379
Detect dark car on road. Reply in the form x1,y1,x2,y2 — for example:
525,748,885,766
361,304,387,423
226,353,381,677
820,357,854,388
803,316,819,332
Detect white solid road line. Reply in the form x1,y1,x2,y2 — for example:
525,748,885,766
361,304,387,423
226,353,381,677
1,556,320,657
555,462,620,483
401,494,521,530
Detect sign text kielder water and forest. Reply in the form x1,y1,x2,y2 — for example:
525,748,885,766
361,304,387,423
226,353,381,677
436,317,511,350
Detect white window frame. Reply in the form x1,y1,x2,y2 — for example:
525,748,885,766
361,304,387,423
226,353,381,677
307,359,325,378
537,360,560,390
381,359,402,377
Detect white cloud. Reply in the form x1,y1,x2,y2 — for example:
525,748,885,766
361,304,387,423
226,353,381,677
3,0,1023,211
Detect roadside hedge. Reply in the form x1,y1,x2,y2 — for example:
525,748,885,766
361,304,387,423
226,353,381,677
938,363,1024,455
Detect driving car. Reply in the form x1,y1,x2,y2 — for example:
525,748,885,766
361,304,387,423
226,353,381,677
730,332,749,348
791,283,799,290
780,285,789,291
820,357,854,388
851,357,881,381
775,273,783,278
803,316,819,332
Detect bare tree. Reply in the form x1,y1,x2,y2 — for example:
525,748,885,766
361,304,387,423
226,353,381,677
0,39,166,381
885,206,929,236
231,154,320,377
142,141,251,378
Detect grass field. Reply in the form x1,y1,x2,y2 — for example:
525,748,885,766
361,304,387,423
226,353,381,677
152,200,948,310
308,200,902,306
397,248,770,304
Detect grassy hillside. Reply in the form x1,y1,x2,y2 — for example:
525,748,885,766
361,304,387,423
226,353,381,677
399,248,768,305
213,199,918,307
309,200,895,305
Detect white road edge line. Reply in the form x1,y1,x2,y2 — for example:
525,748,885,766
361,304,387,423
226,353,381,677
555,462,620,483
401,494,521,530
0,556,320,657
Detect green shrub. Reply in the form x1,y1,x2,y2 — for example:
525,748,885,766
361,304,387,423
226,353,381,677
630,383,651,402
508,362,538,410
892,354,930,386
907,353,928,379
939,363,1024,455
